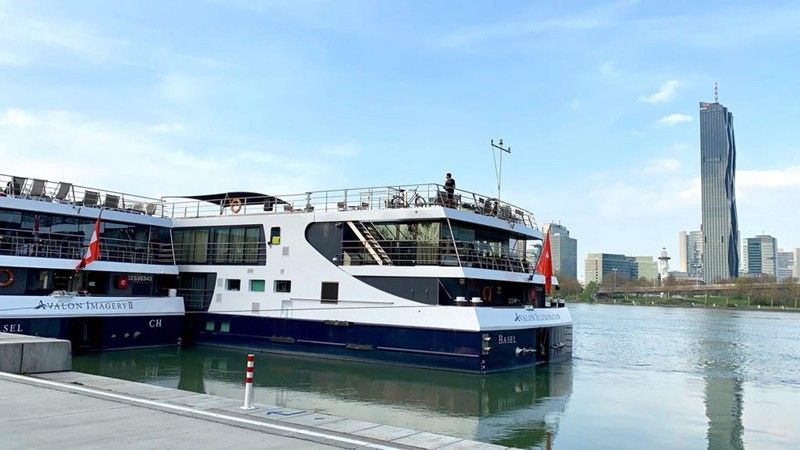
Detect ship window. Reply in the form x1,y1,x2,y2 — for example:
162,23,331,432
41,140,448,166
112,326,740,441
220,321,231,333
274,280,292,293
250,279,266,292
226,279,241,291
321,282,338,303
205,321,215,331
270,227,281,245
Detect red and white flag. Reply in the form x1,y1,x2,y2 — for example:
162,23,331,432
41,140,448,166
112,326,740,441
76,217,101,272
535,230,553,296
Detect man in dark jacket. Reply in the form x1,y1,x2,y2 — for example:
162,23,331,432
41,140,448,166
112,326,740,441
444,173,456,206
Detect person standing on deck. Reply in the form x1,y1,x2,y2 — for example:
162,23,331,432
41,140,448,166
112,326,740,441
444,173,456,207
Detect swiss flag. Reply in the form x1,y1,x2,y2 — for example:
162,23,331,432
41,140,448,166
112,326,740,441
76,217,101,272
535,230,553,296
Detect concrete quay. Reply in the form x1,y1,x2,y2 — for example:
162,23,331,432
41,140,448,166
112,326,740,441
0,333,71,374
0,370,513,450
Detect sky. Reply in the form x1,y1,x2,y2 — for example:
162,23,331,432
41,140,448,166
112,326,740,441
2,0,800,280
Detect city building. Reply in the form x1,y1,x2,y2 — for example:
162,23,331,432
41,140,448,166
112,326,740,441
777,250,794,281
544,223,578,279
700,90,739,283
795,249,800,280
633,256,658,283
585,253,635,286
678,231,688,272
688,230,704,279
742,235,777,277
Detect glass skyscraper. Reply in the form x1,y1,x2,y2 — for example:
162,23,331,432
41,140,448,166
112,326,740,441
700,99,739,283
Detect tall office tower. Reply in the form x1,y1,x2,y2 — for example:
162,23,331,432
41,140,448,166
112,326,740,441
688,230,704,279
544,223,578,279
776,250,794,281
700,85,739,283
794,248,800,279
678,231,689,272
744,235,777,277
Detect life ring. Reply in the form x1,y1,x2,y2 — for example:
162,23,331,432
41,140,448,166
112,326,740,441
0,268,13,288
481,286,493,303
230,198,242,214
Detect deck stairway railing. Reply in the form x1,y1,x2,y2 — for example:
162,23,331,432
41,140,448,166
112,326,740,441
1,173,166,217
340,239,533,273
163,183,538,229
0,227,175,265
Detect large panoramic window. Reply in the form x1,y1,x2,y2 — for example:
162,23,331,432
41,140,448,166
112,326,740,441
0,208,172,264
173,225,265,265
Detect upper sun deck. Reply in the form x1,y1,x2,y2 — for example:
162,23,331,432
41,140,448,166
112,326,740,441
162,183,538,229
1,173,166,217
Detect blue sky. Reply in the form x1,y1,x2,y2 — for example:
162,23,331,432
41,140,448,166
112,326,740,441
2,0,799,279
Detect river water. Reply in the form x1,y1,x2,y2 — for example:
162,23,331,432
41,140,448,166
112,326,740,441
74,304,800,449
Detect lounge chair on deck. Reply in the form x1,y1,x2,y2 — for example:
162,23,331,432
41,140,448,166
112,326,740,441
129,203,144,214
145,203,157,215
103,194,120,209
82,190,99,207
11,177,26,196
28,179,47,198
54,182,72,202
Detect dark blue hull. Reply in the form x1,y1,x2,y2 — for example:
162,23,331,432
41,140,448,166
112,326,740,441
185,313,572,373
0,315,183,351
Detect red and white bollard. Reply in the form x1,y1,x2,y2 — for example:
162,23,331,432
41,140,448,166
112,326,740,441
241,354,255,410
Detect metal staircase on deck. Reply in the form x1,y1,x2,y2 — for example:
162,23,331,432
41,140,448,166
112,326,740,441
346,221,392,265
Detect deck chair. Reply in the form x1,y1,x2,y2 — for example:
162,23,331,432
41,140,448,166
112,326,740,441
129,203,144,214
145,203,157,215
54,182,72,202
103,194,120,209
82,190,99,207
28,179,47,198
11,177,26,196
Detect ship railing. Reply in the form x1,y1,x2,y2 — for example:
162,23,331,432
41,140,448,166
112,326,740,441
340,239,532,273
0,227,175,265
162,183,537,228
0,173,166,217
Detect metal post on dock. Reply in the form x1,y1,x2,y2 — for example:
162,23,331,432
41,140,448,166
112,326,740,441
241,354,255,410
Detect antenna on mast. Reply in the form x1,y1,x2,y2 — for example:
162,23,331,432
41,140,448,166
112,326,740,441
490,138,511,200
714,82,719,103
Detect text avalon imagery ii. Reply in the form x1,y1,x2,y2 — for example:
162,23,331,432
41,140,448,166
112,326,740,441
35,300,135,311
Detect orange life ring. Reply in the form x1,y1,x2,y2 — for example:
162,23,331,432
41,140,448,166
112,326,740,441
0,268,13,288
230,198,242,214
481,286,493,303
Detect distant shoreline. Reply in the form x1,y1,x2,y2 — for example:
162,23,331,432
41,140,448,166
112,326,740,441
567,298,800,313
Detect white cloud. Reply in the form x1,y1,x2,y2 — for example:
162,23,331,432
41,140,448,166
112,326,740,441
738,165,800,189
320,144,358,157
639,80,683,104
657,113,693,126
0,108,38,127
598,60,618,77
0,108,341,197
0,8,120,65
148,123,186,134
644,158,682,173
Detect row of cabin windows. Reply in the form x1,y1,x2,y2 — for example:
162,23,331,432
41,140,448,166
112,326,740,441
173,226,274,265
224,278,292,293
222,279,338,302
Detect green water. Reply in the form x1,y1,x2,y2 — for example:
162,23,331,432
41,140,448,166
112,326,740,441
74,303,800,449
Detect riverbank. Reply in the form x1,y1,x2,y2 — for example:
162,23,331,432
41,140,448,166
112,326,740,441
567,296,800,312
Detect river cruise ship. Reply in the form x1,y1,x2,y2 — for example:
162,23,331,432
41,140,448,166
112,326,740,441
167,183,572,372
0,173,184,351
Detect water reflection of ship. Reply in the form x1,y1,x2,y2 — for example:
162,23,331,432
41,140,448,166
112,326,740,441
75,347,573,448
200,349,573,447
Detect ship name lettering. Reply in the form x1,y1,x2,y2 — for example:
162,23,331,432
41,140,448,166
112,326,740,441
2,324,23,333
